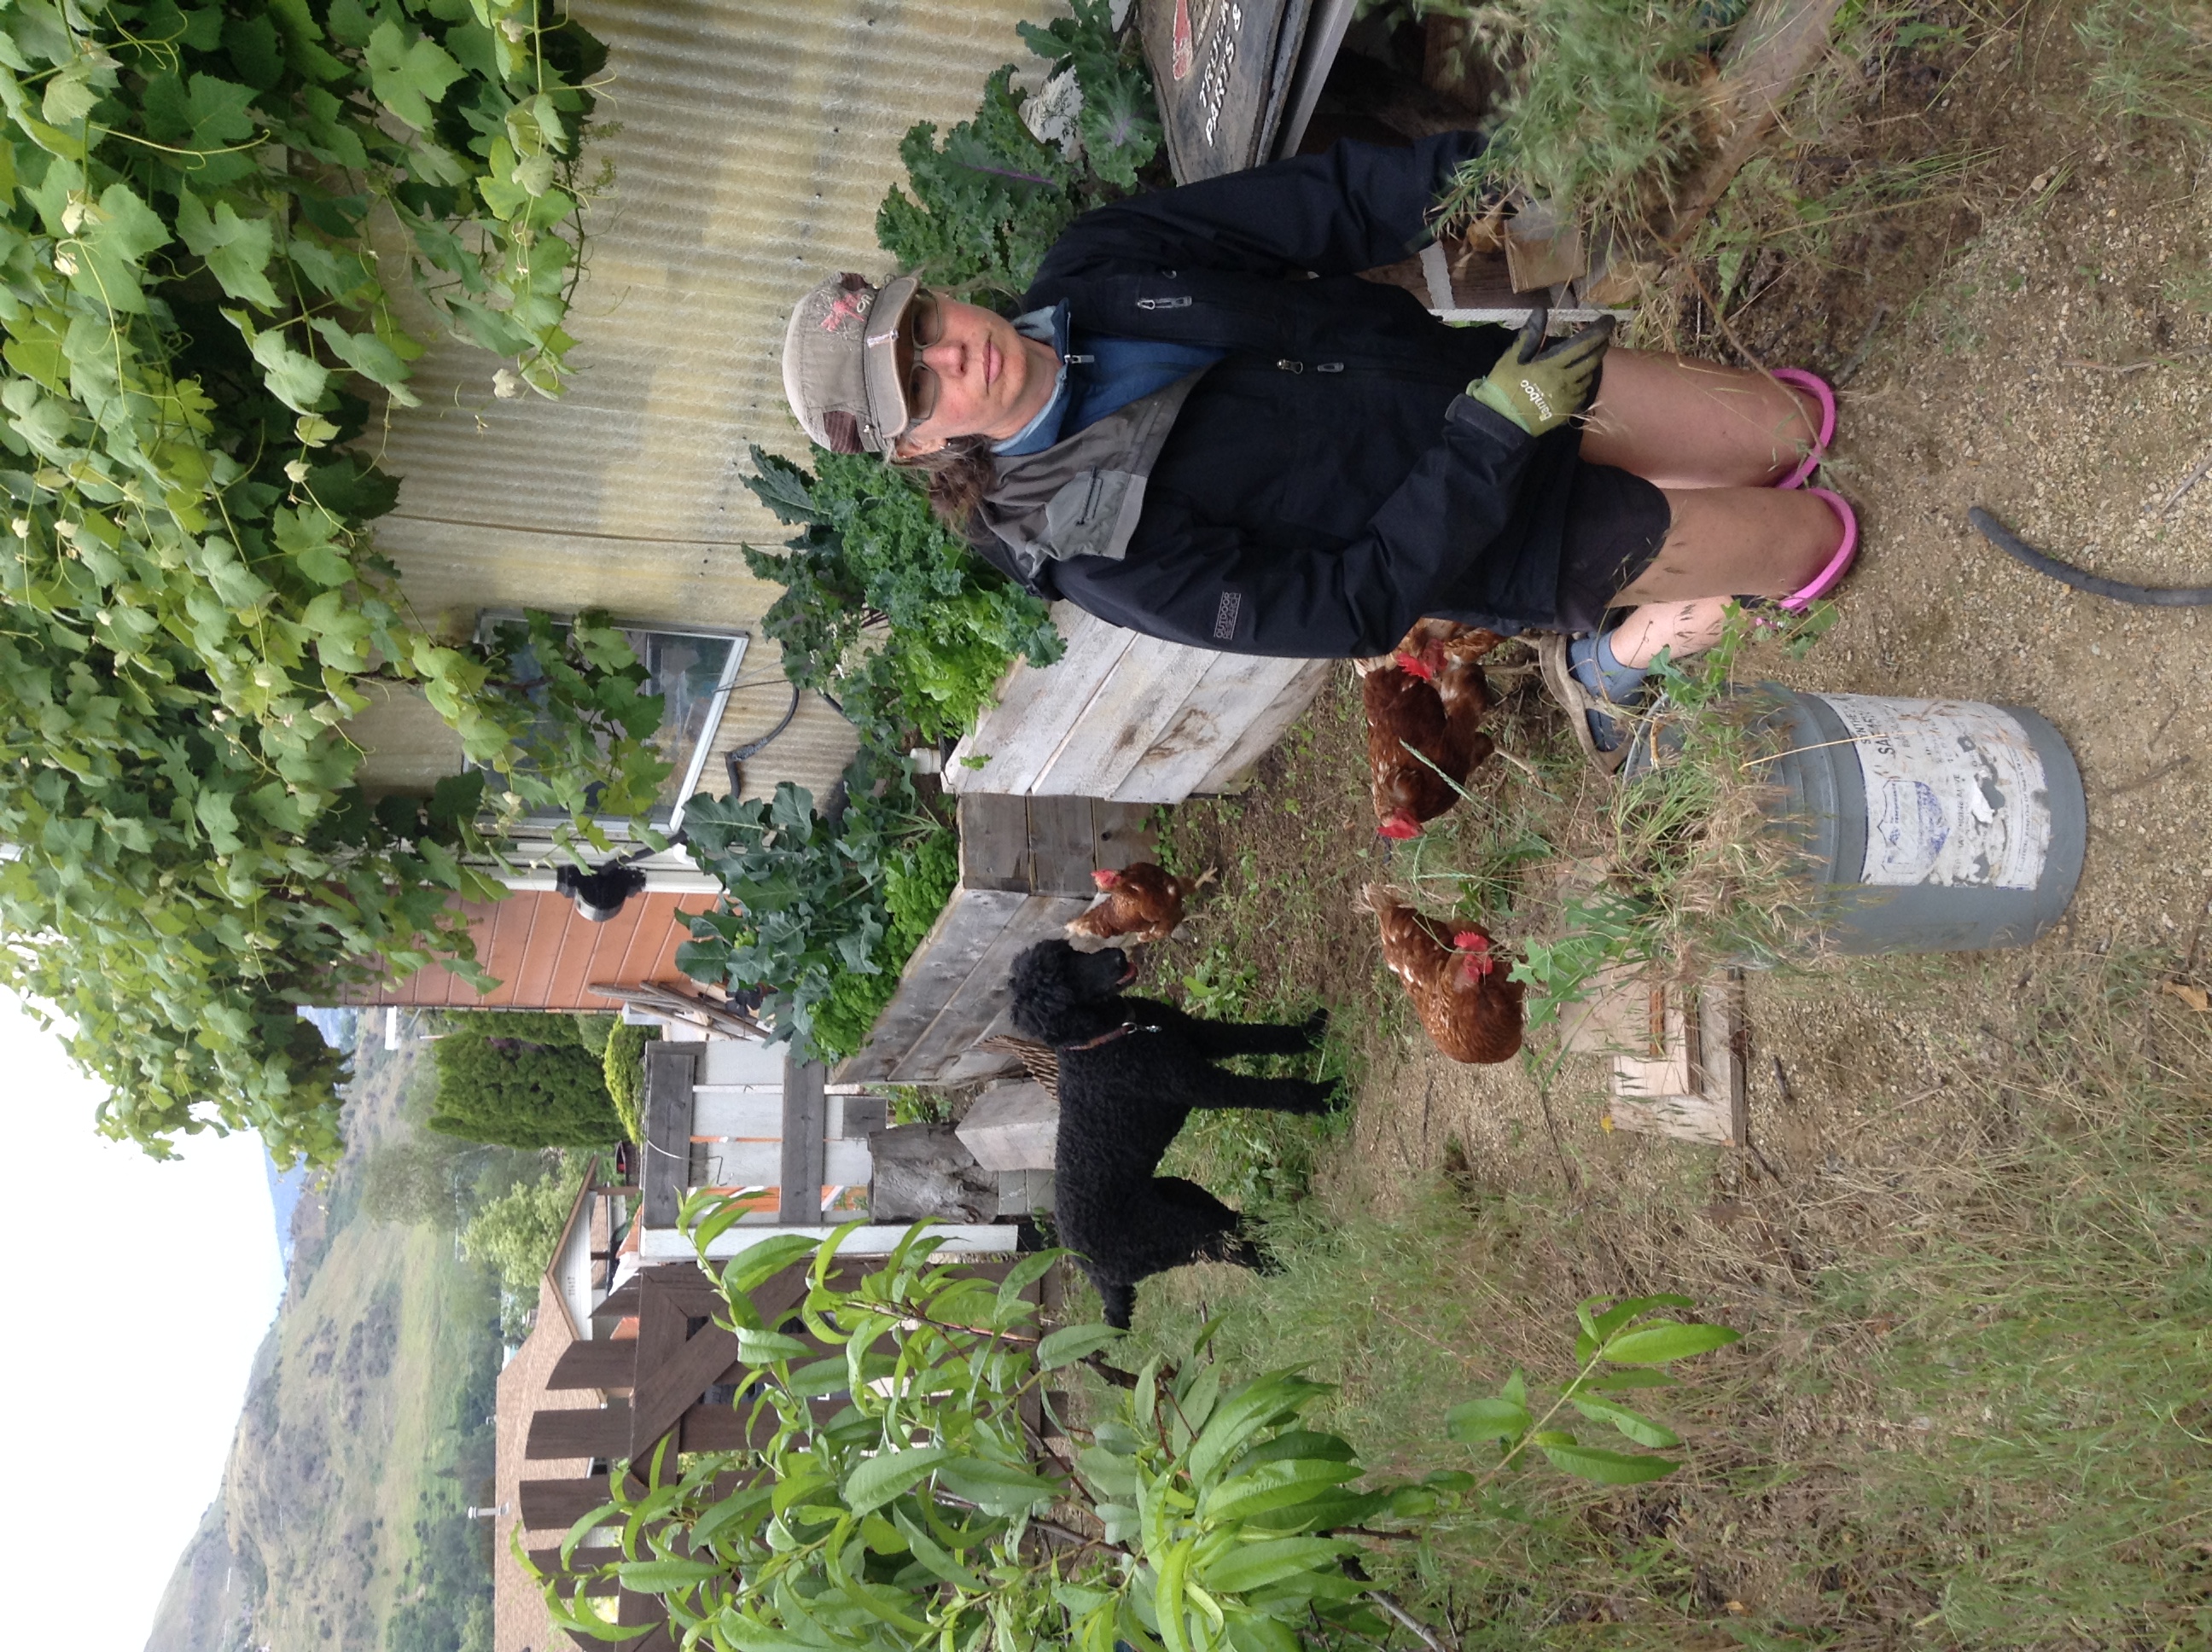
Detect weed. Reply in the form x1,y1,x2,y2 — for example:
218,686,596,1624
2079,0,2212,137
880,1085,952,1126
1438,0,1720,237
1124,956,2212,1643
2164,267,2212,315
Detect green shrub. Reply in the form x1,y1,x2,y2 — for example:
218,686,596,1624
572,1012,614,1056
459,1155,587,1320
428,1021,622,1149
540,1217,1742,1652
602,1020,657,1143
1441,0,1738,236
456,1009,585,1046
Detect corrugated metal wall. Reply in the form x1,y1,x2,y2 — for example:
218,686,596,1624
358,0,1063,803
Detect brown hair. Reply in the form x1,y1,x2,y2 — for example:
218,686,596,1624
894,434,996,532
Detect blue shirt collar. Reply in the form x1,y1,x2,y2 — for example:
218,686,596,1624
991,302,1074,458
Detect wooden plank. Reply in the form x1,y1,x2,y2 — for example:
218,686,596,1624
628,1313,738,1462
698,1038,786,1085
696,1139,781,1186
1028,634,1216,799
625,1263,818,1463
519,1475,612,1533
527,1401,632,1461
691,1090,783,1137
833,886,1029,1082
1026,794,1098,897
1189,659,1333,794
779,1057,828,1224
640,1044,701,1230
1660,0,1848,249
547,1340,639,1392
1091,800,1157,873
944,606,1133,794
891,894,1092,1083
1109,651,1312,803
957,792,1032,893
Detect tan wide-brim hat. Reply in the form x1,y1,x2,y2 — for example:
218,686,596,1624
781,271,922,455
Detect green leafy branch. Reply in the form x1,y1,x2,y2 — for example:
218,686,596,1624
523,1208,1743,1652
0,1,650,1160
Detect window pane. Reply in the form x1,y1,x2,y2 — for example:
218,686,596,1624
474,615,746,826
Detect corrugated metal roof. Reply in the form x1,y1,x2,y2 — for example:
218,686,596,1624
367,0,1062,803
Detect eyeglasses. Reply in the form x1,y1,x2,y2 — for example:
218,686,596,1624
895,288,945,428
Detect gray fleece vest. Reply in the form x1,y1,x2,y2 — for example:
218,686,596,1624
972,370,1206,585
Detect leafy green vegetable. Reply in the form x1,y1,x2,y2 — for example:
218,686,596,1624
677,755,954,1062
741,445,1062,758
877,0,1161,296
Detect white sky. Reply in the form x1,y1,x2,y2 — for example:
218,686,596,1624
2,991,284,1652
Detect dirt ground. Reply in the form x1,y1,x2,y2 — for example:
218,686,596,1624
1145,0,2212,1236
1127,6,2212,1638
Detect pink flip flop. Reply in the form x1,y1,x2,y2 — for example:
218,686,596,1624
1782,487,1858,611
1769,367,1835,491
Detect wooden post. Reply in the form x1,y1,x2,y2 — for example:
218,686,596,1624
639,1043,699,1230
779,1056,827,1224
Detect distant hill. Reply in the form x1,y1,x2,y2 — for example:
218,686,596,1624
145,1032,504,1652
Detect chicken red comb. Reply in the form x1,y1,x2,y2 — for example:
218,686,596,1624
1091,868,1121,888
1394,651,1435,681
1452,930,1490,951
1377,813,1423,840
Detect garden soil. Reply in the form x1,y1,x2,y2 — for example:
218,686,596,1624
1134,4,2212,1633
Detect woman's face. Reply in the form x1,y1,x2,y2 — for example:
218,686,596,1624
895,294,1061,455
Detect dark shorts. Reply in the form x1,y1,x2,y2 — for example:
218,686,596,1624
1551,461,1672,633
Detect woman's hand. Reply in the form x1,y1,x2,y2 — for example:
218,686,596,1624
1469,308,1615,436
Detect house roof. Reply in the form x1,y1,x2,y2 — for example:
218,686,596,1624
493,1274,596,1652
344,890,714,1009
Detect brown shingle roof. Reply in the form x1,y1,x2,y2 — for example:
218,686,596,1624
493,1275,597,1652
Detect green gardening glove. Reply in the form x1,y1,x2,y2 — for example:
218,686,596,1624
1468,308,1615,436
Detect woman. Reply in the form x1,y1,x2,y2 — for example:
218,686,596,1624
780,132,1853,767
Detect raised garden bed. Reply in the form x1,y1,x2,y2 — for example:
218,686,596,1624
834,794,1155,1085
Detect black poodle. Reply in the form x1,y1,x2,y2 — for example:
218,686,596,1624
1007,939,1338,1329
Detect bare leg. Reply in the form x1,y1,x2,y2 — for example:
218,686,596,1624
1550,354,1842,751
1603,487,1842,664
1580,351,1823,489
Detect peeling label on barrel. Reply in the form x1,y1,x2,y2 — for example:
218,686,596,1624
1821,695,2052,890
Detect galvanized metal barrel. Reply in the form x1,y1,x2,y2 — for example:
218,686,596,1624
1751,686,2087,952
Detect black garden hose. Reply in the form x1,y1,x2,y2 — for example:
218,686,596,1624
1969,507,2212,606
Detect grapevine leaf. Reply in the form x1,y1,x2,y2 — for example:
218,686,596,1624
365,20,465,131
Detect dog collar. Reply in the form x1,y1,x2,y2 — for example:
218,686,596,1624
1057,1021,1161,1053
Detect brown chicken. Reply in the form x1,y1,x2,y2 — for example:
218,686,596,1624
1365,884,1526,1064
1064,862,1208,944
1364,620,1503,840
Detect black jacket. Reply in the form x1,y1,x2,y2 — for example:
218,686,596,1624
964,132,1581,658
